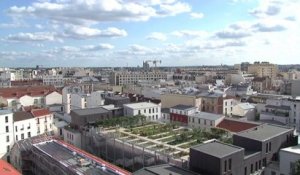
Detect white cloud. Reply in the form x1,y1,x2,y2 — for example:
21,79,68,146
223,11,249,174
157,2,191,16
171,30,209,38
5,32,61,42
146,32,167,41
62,25,127,39
82,44,115,51
190,12,204,19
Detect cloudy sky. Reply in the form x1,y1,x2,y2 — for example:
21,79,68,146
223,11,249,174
0,0,299,67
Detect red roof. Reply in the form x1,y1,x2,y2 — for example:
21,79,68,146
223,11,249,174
0,160,21,175
217,119,259,133
0,86,56,99
31,108,51,117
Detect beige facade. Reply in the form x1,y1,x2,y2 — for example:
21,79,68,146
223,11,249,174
248,62,278,79
161,94,201,109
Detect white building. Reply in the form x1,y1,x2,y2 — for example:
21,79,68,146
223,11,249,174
223,97,240,116
31,108,54,135
279,145,300,175
13,111,37,142
70,93,88,110
123,102,161,121
188,111,225,129
62,86,82,114
43,75,64,87
231,103,256,121
0,110,14,158
45,91,62,106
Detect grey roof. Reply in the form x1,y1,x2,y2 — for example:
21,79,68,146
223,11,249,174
235,124,293,141
189,112,224,121
133,164,200,175
13,111,34,122
171,104,195,110
191,140,243,158
161,108,170,114
71,107,110,116
0,109,12,115
265,105,291,110
105,96,129,100
197,92,223,98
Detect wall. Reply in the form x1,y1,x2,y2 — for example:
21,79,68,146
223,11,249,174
45,91,62,106
0,112,14,159
14,118,37,142
161,94,196,108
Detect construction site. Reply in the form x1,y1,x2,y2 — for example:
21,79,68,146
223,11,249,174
10,135,131,175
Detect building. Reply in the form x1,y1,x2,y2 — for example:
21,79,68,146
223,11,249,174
63,125,82,148
169,105,197,125
0,86,57,110
217,118,259,133
279,145,300,175
248,62,278,79
70,107,112,127
161,93,201,109
9,136,131,175
42,74,64,87
110,71,168,86
189,124,297,175
13,112,37,142
231,103,256,120
223,96,240,116
0,159,21,175
134,164,198,175
252,77,272,93
104,96,130,107
0,110,14,158
31,108,54,135
44,91,62,106
198,92,223,114
188,111,225,129
291,80,300,97
123,102,161,121
161,108,170,123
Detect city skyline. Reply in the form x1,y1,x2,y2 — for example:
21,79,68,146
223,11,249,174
1,0,300,67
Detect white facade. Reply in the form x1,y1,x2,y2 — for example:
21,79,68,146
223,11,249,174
123,102,161,121
232,103,256,120
70,93,88,110
0,110,14,158
14,118,37,142
63,126,81,148
45,91,62,106
111,71,168,85
35,113,53,135
188,112,225,129
223,98,239,116
170,107,197,116
43,74,64,87
62,86,81,113
279,145,300,175
86,91,105,108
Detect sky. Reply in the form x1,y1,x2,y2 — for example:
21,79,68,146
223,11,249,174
0,0,299,67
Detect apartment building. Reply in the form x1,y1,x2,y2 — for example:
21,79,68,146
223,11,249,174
248,62,278,79
198,92,223,114
110,71,168,86
223,96,240,116
0,110,14,158
189,124,296,175
13,112,37,143
42,74,64,87
31,108,53,135
169,105,197,125
161,93,201,108
188,111,224,129
123,102,161,121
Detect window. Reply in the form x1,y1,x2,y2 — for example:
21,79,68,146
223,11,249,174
21,133,24,140
28,132,31,138
7,146,10,152
198,119,200,124
192,118,194,123
15,126,18,132
5,116,8,123
229,159,232,170
255,161,258,171
251,164,253,173
144,109,146,113
224,160,227,172
244,167,247,175
156,115,158,120
6,136,9,142
149,109,151,113
152,108,154,113
16,135,18,141
269,142,272,152
225,102,227,106
34,99,38,104
138,110,141,115
259,160,262,169
37,118,40,124
6,126,9,133
266,143,269,153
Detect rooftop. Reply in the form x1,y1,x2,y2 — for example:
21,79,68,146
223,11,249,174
217,118,259,133
31,108,51,117
0,86,56,98
197,92,223,98
190,112,224,121
71,107,110,116
13,111,34,122
235,124,293,141
0,110,12,115
123,102,158,109
133,164,199,175
281,144,300,154
191,140,243,158
0,160,21,175
105,96,129,100
33,140,131,175
265,104,291,111
237,103,255,110
161,108,170,114
170,104,196,110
